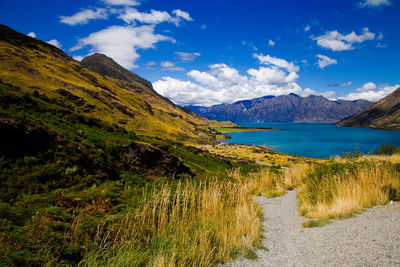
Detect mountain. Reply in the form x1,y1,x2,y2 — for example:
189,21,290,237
187,94,373,122
0,24,220,144
0,25,236,265
336,87,400,130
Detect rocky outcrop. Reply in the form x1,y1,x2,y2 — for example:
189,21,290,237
126,143,193,178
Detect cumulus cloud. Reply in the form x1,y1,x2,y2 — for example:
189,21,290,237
103,0,140,6
60,8,108,25
340,82,399,102
160,61,185,71
153,55,309,106
254,54,299,72
312,28,375,51
47,39,62,48
70,25,173,69
27,32,36,38
268,40,275,47
359,0,392,8
316,54,337,68
175,52,200,62
304,25,310,32
118,8,192,26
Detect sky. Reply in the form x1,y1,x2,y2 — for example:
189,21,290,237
0,0,399,106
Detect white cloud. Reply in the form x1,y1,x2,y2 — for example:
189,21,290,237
118,8,192,26
304,25,310,32
340,81,352,87
175,52,200,62
73,56,84,61
340,83,399,102
153,57,309,106
254,53,299,72
103,0,140,6
146,61,157,67
312,28,375,51
316,54,337,68
160,61,185,71
47,39,62,48
27,32,36,38
268,39,275,47
172,9,193,22
321,91,338,99
359,0,392,8
60,8,108,25
70,25,173,69
377,32,384,40
242,41,258,51
119,8,172,24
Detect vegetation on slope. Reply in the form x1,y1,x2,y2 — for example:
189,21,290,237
298,152,400,219
336,87,400,130
0,24,222,143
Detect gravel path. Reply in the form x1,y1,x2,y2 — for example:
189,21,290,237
223,190,400,267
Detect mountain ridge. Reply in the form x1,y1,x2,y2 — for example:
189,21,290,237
0,24,222,143
187,93,373,122
336,87,400,130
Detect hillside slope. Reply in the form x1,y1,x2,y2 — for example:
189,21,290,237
0,24,217,143
187,94,372,122
336,87,400,130
0,25,236,265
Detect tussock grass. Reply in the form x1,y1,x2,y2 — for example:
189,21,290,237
298,157,400,219
79,168,284,266
302,220,332,228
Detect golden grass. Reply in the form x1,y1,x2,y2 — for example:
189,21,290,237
298,157,400,219
200,144,315,167
79,168,289,266
282,163,312,190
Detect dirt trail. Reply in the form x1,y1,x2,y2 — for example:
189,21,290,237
223,190,400,267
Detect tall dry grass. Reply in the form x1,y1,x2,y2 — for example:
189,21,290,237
298,157,400,219
79,168,289,266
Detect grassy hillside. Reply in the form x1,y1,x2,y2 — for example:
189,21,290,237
337,87,400,130
0,24,223,143
0,79,238,265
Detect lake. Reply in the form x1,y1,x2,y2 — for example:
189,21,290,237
221,122,400,158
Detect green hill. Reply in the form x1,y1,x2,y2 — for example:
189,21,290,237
0,25,235,265
0,24,224,143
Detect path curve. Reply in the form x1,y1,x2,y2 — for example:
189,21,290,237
223,190,400,267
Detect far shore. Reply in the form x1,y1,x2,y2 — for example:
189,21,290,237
213,126,280,133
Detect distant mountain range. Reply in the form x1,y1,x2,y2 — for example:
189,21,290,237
187,94,373,122
336,87,400,130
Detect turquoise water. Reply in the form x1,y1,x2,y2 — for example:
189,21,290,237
222,122,400,158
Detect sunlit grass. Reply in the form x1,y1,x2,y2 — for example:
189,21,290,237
298,156,400,219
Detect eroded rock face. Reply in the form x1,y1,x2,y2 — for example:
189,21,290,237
126,143,193,178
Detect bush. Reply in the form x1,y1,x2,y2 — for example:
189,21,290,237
375,144,399,155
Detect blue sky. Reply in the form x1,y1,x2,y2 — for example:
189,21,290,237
1,0,399,106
